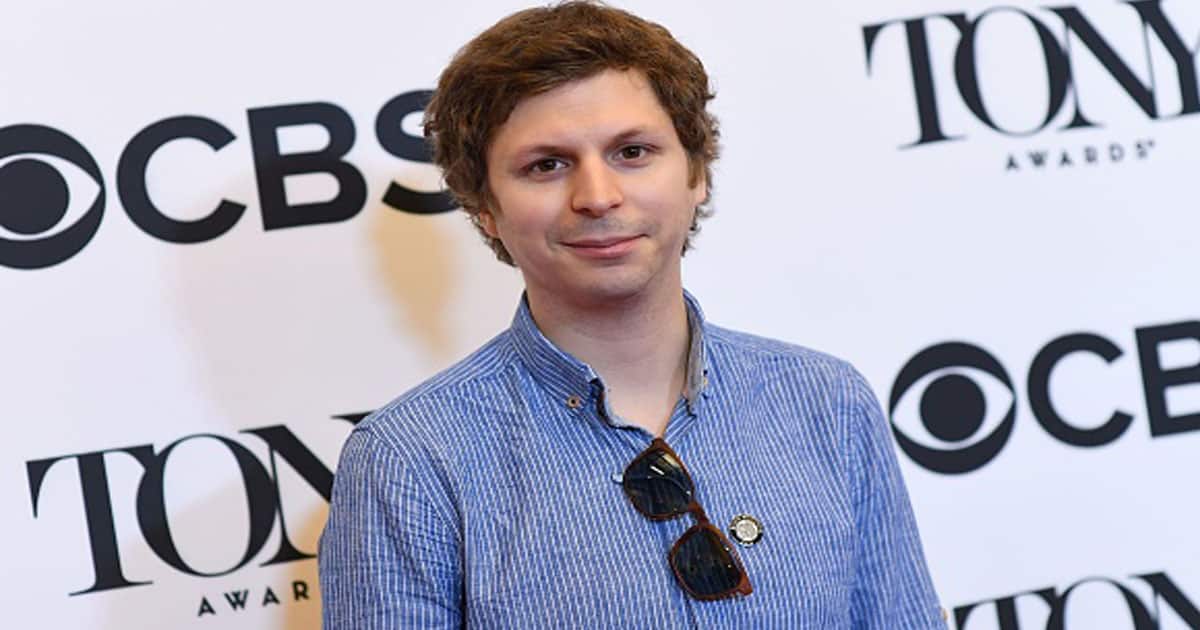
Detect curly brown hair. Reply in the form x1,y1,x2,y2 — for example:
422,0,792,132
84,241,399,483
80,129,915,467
424,1,720,265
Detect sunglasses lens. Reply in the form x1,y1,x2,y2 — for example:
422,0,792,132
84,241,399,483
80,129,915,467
622,447,694,517
671,526,746,598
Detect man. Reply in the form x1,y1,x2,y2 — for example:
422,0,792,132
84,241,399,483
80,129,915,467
319,2,944,628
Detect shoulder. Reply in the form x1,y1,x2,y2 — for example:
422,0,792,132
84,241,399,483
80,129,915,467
705,323,868,394
328,330,525,519
702,323,882,445
348,330,521,455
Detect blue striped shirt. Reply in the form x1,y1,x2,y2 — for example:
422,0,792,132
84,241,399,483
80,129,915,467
319,292,944,628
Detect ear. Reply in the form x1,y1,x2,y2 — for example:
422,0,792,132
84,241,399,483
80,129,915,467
477,209,500,239
690,171,708,207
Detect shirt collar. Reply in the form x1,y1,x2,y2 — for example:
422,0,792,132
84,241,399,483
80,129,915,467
508,290,709,416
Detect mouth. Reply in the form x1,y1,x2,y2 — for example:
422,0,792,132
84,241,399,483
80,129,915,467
562,235,642,259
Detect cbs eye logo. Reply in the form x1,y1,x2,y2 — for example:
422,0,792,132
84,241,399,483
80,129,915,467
0,125,105,270
888,342,1017,474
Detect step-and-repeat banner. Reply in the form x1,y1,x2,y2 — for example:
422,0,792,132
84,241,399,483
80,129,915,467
4,1,1198,628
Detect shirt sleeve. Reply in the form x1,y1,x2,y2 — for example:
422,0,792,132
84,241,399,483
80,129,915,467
845,368,946,629
318,425,463,629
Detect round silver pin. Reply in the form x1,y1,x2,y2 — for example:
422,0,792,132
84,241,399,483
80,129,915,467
729,513,763,546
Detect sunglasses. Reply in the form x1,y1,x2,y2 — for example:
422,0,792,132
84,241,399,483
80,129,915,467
621,438,753,600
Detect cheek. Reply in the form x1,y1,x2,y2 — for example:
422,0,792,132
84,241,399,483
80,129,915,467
491,191,559,244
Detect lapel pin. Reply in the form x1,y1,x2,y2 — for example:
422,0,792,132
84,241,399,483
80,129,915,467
729,513,763,546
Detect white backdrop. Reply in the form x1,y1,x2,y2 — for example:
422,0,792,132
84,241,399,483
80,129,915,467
3,1,1199,628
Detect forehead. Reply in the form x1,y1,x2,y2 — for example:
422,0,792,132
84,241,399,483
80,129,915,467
487,69,676,157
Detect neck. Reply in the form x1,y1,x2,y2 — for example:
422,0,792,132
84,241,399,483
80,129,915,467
526,283,690,436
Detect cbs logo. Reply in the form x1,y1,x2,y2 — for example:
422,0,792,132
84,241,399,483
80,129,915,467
889,322,1200,474
888,342,1016,474
0,125,105,269
0,91,452,271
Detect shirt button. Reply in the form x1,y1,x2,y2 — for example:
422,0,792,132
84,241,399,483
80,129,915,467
566,394,583,409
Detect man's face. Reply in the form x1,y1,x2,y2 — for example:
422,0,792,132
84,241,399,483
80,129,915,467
481,69,706,311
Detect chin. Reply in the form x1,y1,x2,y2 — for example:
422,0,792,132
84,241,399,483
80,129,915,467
567,270,659,306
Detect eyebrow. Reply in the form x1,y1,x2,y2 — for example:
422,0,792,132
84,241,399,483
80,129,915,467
508,126,665,161
609,127,660,146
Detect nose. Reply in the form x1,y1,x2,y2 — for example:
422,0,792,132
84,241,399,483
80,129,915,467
570,155,623,215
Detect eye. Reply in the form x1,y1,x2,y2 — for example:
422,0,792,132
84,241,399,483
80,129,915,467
616,145,648,161
0,124,106,270
526,157,567,174
888,342,1017,474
